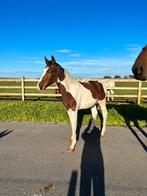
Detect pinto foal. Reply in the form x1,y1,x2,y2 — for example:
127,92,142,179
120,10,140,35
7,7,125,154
38,56,108,152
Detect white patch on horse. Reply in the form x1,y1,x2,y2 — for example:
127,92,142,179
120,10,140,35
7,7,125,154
37,67,49,90
58,71,97,110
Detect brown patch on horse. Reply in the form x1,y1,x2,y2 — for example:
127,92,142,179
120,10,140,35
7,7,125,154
46,62,65,82
57,83,77,111
80,81,105,100
45,55,65,82
58,66,65,81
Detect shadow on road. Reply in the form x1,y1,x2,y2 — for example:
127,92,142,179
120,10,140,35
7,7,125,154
80,126,105,196
126,123,147,152
76,109,91,141
67,170,78,196
67,118,105,196
108,104,147,152
0,129,13,139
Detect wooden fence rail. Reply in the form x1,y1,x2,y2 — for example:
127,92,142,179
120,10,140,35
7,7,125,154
0,78,147,104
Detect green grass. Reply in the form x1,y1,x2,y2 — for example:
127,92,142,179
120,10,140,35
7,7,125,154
0,80,147,126
0,101,146,127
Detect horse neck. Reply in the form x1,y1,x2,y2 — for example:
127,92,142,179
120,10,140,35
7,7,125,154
57,69,77,91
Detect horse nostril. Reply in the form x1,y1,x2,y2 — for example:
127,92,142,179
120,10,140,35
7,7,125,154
138,65,143,74
140,66,143,72
132,67,137,75
133,66,143,75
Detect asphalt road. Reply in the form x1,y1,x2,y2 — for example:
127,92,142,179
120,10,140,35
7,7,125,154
0,121,146,196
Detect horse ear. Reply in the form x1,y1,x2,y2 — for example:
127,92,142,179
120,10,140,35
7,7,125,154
142,45,147,51
51,56,56,63
45,56,50,65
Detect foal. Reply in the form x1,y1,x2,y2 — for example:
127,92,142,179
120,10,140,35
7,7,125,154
38,56,108,152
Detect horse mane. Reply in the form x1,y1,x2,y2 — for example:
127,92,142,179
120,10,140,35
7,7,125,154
63,69,78,83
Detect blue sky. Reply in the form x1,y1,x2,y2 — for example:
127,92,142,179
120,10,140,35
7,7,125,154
0,0,147,78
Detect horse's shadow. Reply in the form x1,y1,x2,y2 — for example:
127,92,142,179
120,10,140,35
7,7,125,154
76,109,103,142
108,104,147,152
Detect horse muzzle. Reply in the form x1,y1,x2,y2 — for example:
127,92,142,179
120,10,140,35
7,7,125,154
37,82,45,90
132,65,146,80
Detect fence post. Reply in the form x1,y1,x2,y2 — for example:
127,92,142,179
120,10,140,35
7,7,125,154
137,81,142,104
21,77,25,101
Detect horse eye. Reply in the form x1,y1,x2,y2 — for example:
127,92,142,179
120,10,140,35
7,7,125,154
50,70,55,74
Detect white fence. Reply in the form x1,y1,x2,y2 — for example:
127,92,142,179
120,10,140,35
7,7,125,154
0,78,147,104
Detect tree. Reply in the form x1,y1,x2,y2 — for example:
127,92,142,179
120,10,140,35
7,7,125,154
114,75,121,79
103,76,112,79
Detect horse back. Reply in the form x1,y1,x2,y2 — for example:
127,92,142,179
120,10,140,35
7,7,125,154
80,81,105,100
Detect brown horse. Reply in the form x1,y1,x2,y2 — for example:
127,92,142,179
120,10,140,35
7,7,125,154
132,45,147,80
37,56,107,152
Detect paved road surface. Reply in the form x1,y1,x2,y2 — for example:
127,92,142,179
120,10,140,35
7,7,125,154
0,121,146,196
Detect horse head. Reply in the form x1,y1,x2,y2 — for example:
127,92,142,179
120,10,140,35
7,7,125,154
37,56,64,90
132,45,147,80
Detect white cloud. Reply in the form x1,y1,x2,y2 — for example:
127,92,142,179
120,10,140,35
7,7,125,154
22,56,39,60
18,60,43,65
56,49,72,53
0,55,133,78
1,44,140,78
61,55,134,78
62,57,132,67
69,53,81,57
0,70,41,78
56,49,82,57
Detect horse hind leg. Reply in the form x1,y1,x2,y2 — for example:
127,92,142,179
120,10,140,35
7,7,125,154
98,98,108,137
90,106,98,130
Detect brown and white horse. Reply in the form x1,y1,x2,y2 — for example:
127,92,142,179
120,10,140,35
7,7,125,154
132,45,147,80
38,56,108,152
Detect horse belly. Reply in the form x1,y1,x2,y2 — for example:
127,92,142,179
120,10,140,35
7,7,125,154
78,95,97,109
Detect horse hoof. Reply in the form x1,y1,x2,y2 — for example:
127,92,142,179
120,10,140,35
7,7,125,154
68,147,75,152
100,134,104,139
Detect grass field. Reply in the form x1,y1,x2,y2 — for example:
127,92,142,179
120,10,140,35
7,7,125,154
0,79,147,126
0,101,146,127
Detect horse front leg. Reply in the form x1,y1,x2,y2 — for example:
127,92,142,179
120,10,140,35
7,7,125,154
98,98,108,137
67,109,78,152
